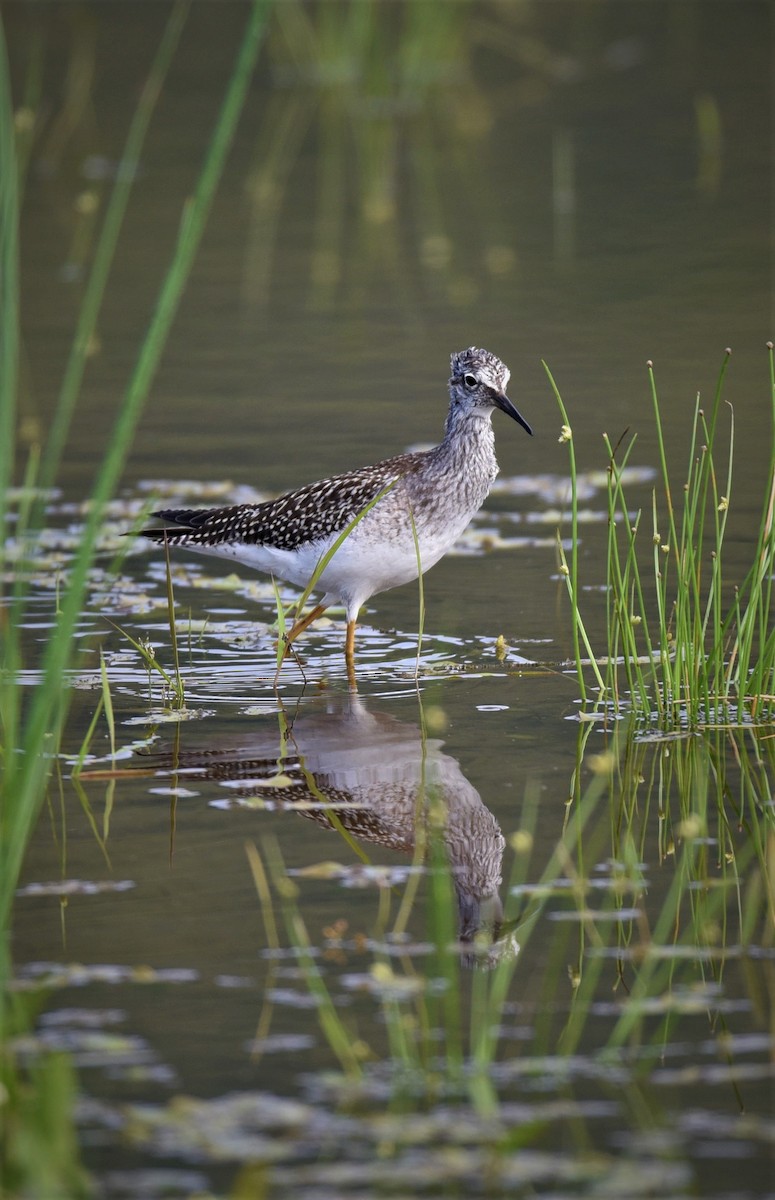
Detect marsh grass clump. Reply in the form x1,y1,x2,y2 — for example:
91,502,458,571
548,347,775,730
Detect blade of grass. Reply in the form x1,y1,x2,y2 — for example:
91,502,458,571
271,575,287,673
37,0,191,496
408,502,425,678
555,534,606,694
69,695,105,780
290,480,396,623
427,832,462,1078
0,13,20,576
262,835,364,1080
544,361,587,700
1,0,271,925
162,535,185,709
107,622,179,697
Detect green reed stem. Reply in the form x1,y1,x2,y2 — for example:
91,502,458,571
38,0,190,495
743,344,775,713
99,649,116,763
543,361,588,700
289,481,396,627
262,836,363,1081
555,535,606,695
162,537,185,709
427,834,462,1078
70,695,105,780
604,432,655,714
271,576,288,672
0,0,271,926
647,361,684,718
720,349,775,716
0,15,20,572
408,503,425,678
550,348,775,729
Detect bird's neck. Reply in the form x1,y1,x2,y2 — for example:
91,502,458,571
426,404,499,504
440,405,496,465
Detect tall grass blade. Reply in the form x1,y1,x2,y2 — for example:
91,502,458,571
271,575,288,672
549,348,775,730
0,13,20,570
0,0,271,926
162,536,185,709
408,503,425,677
543,361,587,699
99,650,116,763
69,695,105,780
289,480,396,625
262,836,364,1080
38,0,190,495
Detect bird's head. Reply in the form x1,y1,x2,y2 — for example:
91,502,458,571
448,347,532,435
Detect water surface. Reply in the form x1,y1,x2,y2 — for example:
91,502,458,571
7,2,774,1195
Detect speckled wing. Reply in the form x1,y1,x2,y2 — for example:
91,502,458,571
140,452,422,552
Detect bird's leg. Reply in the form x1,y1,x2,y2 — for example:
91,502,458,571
281,603,327,661
274,603,327,686
345,619,357,689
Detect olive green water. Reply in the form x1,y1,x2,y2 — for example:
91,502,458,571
5,3,775,1197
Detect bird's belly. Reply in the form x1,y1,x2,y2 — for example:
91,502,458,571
317,508,476,602
316,535,421,600
179,539,326,591
179,502,478,611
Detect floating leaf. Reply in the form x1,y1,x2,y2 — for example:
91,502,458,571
289,861,347,880
16,879,136,898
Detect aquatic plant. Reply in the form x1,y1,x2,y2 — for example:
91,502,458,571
0,0,269,929
549,348,775,730
0,4,272,1194
240,709,772,1176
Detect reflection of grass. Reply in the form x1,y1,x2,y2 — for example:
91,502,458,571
1,5,271,1193
245,735,606,1113
249,837,366,1081
23,698,766,1189
244,0,519,313
242,708,771,1182
565,723,773,1058
550,350,775,731
46,710,767,1190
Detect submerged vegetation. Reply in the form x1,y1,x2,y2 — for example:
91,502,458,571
551,348,775,730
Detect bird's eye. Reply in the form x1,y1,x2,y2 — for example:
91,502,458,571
463,373,478,389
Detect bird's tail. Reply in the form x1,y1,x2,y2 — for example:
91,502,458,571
135,508,207,544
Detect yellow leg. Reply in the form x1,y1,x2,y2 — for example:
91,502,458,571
345,619,357,688
281,603,327,660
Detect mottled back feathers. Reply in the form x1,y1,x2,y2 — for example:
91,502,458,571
141,451,426,552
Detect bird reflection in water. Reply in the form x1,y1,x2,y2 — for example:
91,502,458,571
141,693,519,969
